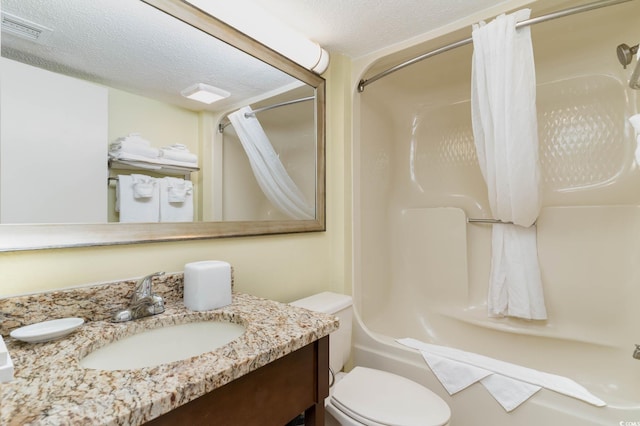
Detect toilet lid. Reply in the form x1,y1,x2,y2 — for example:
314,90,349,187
330,367,451,426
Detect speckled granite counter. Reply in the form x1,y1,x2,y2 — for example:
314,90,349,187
0,274,338,425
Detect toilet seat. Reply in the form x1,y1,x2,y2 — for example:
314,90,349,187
329,366,451,426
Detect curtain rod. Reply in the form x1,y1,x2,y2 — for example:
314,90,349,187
218,96,315,133
357,0,634,92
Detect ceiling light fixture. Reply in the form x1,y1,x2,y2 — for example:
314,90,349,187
185,0,330,74
1,12,52,42
180,83,230,104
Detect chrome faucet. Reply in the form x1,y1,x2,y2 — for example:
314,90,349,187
112,272,166,322
634,344,640,360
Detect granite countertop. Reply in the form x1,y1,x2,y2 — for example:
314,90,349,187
0,274,338,425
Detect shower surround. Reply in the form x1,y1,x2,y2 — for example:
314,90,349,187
353,0,640,424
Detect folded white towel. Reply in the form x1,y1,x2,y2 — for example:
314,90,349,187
110,133,160,159
423,352,541,411
109,144,161,160
109,152,198,169
131,174,156,199
422,352,491,393
164,143,188,151
159,177,193,222
159,147,197,164
397,338,606,412
118,132,150,146
0,335,14,383
481,373,541,412
116,174,160,223
165,177,192,203
109,143,160,159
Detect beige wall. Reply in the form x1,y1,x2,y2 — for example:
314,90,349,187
325,54,353,297
108,89,200,155
107,88,202,222
0,55,352,301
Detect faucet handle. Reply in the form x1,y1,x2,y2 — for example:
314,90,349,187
132,271,165,302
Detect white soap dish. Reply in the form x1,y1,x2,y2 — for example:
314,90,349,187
10,318,84,343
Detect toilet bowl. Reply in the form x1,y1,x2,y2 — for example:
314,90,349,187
291,292,451,426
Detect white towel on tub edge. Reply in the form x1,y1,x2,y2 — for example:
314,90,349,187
397,338,605,412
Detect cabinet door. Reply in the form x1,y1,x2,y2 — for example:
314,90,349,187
149,337,329,426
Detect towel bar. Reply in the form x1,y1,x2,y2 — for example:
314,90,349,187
218,95,315,133
467,218,538,226
357,0,633,92
467,218,514,225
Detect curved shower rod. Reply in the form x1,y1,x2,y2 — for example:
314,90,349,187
218,96,315,133
357,0,635,93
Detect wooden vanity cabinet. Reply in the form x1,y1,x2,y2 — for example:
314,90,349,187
148,336,329,426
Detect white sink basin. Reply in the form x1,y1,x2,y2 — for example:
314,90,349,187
80,321,245,371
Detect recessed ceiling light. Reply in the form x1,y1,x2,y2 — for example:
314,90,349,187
180,83,230,104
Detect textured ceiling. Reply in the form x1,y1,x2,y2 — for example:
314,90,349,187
246,0,514,58
1,0,515,111
0,0,298,113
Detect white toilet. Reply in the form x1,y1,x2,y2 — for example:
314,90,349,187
291,292,451,426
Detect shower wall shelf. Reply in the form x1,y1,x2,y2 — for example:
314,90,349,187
108,158,199,181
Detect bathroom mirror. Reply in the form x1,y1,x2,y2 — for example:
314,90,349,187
0,0,325,251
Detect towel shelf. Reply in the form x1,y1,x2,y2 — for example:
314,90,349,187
108,158,199,181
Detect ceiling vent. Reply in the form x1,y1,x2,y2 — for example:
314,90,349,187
1,12,52,42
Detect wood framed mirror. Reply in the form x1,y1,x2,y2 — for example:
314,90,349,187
0,0,325,251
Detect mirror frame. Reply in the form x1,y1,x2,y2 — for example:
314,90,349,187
0,0,326,252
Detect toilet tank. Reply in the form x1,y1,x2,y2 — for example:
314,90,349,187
290,292,353,374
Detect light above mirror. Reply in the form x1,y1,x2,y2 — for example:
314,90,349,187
0,0,326,251
185,0,330,74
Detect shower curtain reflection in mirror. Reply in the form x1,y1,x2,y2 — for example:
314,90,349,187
220,94,316,222
228,106,314,220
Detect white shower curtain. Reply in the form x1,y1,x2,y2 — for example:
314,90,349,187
228,106,315,220
471,9,547,320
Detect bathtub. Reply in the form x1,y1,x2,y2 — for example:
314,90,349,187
352,0,640,424
352,309,640,426
351,207,640,425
